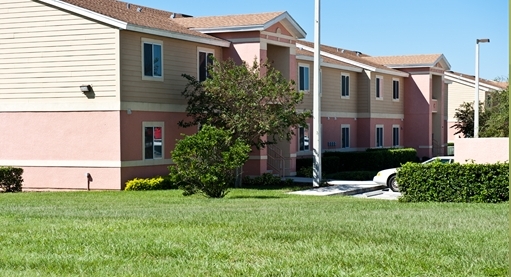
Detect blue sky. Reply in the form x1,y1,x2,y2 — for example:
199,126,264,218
128,0,508,81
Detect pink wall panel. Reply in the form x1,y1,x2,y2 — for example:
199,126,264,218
0,111,120,161
120,111,194,161
22,167,120,190
455,137,509,164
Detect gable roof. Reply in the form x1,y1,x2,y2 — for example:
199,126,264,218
174,11,306,38
36,0,230,47
445,71,507,91
297,40,409,77
296,48,363,72
362,54,451,70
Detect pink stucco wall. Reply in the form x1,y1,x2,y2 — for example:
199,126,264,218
23,167,120,190
454,137,509,164
0,111,121,190
0,111,120,161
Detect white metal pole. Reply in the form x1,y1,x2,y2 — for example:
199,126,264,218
474,41,479,138
312,0,321,187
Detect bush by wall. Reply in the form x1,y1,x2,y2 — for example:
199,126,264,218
0,166,23,192
397,162,509,203
242,173,294,188
124,176,177,191
296,148,417,174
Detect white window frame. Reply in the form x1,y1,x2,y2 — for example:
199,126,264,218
376,124,384,147
143,122,164,160
298,63,310,93
392,125,400,147
197,47,215,82
341,73,350,99
392,78,400,101
341,124,350,148
375,76,383,100
298,124,310,151
141,38,164,81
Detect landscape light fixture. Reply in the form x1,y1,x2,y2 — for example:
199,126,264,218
474,38,490,138
80,85,93,93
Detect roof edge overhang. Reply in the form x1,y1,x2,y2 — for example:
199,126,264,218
296,55,363,72
445,72,503,91
297,43,409,77
191,11,306,39
36,0,128,29
36,0,231,48
127,25,230,47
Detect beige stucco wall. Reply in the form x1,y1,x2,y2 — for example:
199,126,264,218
454,137,509,164
368,72,405,116
0,0,120,112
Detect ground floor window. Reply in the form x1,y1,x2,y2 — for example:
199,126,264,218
143,122,163,160
392,125,400,146
299,125,310,151
376,125,383,147
341,125,350,148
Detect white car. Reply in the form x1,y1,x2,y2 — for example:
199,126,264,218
373,156,455,192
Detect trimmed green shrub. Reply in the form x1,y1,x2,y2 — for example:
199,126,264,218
170,125,250,198
242,173,293,188
125,176,177,191
0,166,23,192
397,161,509,203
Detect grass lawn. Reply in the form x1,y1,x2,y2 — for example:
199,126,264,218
0,189,508,276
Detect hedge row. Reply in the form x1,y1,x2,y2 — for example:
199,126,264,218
124,176,178,191
0,166,23,192
397,162,509,203
296,148,418,174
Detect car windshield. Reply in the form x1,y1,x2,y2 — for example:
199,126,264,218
423,158,453,164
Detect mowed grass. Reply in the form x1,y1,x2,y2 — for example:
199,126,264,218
0,189,508,277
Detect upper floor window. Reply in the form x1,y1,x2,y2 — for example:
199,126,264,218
341,125,350,148
298,125,310,151
298,64,310,92
376,125,384,147
142,39,163,80
341,73,350,98
392,79,400,100
375,76,383,99
198,48,214,82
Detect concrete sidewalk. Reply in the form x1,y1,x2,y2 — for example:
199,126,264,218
287,178,386,196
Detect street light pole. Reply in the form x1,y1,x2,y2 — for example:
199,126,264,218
312,0,321,187
474,38,489,138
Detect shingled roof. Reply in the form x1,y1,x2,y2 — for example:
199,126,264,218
297,40,408,77
39,0,229,46
445,71,508,90
363,54,451,70
296,48,362,72
174,11,306,38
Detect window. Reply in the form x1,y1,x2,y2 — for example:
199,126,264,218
198,48,214,82
143,122,163,160
341,73,350,98
375,76,383,99
376,125,383,147
299,64,310,92
298,125,310,151
341,125,350,148
392,125,400,147
142,39,163,79
393,79,399,100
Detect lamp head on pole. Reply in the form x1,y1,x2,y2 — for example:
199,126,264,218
476,38,490,44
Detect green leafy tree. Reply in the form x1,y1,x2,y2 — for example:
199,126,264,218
179,58,312,149
451,101,489,138
480,88,509,137
169,125,250,198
